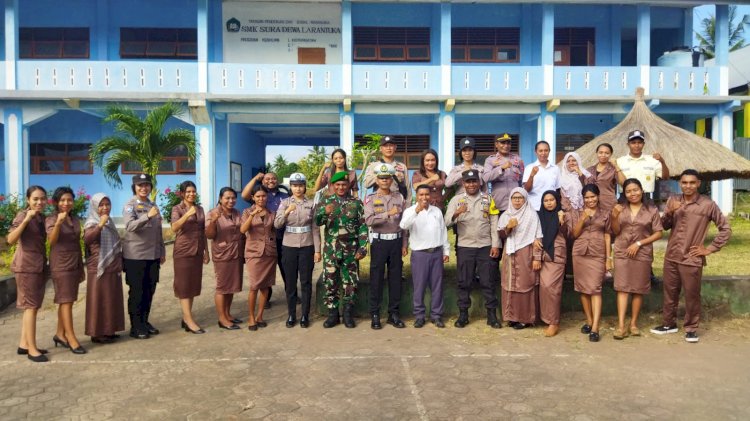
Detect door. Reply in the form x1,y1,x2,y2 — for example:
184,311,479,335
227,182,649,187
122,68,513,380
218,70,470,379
298,48,326,64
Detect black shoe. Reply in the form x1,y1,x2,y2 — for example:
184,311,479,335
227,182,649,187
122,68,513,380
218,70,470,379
218,322,240,330
432,318,445,328
685,332,700,343
300,315,310,328
91,336,115,344
508,321,519,328
371,314,382,330
231,318,243,324
386,314,405,329
486,308,501,329
454,309,469,328
27,353,49,363
414,318,426,328
17,347,48,355
182,320,205,334
650,325,678,335
589,332,600,342
145,322,160,335
323,309,340,328
286,315,297,328
247,324,258,331
70,345,87,355
580,324,592,334
343,304,356,328
52,335,70,348
129,329,150,339
256,320,268,328
512,323,529,330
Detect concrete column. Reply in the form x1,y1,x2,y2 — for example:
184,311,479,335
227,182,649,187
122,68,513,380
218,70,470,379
341,0,352,96
438,106,455,171
4,0,18,90
637,5,651,94
3,108,24,196
610,6,622,65
538,106,557,162
340,106,354,159
440,3,451,96
711,105,734,213
541,4,554,95
195,122,215,204
197,0,209,93
715,5,729,96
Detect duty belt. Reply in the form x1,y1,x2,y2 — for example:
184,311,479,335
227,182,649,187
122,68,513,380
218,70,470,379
286,226,312,234
416,247,441,253
370,232,402,241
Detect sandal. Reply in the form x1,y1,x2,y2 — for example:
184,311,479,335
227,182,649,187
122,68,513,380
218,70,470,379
629,326,641,336
613,328,629,340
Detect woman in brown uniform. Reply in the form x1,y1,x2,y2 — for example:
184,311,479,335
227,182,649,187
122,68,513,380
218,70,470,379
411,148,447,210
559,152,590,212
84,193,125,344
206,187,244,330
46,186,86,354
535,191,569,337
170,181,209,334
8,186,49,362
611,178,663,339
571,184,612,342
314,148,358,197
498,187,542,330
585,143,617,213
241,187,277,330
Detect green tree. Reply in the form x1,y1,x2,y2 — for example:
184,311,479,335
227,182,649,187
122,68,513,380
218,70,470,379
695,5,749,59
352,133,382,192
296,146,328,191
89,102,196,200
270,154,299,180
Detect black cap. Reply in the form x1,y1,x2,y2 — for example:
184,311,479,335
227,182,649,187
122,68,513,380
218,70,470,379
459,137,475,150
132,173,153,185
461,169,480,181
628,130,645,141
380,136,396,146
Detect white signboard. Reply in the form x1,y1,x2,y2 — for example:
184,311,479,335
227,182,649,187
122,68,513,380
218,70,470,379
222,1,342,64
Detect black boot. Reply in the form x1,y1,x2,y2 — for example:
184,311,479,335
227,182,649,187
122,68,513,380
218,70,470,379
323,308,340,328
129,314,149,339
371,313,382,330
486,308,501,329
343,304,356,328
143,312,159,335
454,309,469,328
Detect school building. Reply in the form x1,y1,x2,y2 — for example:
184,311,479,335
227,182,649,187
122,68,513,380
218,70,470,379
1,0,746,215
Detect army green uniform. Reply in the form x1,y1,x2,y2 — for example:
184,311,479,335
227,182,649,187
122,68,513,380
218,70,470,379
315,193,369,309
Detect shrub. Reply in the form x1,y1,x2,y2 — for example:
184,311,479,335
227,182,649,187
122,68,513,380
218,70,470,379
158,185,201,223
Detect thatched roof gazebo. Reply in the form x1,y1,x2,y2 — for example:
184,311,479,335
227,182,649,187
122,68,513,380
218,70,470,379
573,88,750,181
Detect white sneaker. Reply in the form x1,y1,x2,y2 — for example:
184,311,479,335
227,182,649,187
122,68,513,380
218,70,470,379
685,332,700,343
650,325,678,335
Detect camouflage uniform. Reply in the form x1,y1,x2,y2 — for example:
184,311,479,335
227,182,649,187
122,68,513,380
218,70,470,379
315,193,368,309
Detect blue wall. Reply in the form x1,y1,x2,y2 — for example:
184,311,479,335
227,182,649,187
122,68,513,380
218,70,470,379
228,124,260,210
0,124,4,191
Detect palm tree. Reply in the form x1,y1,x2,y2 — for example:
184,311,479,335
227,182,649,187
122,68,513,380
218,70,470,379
695,5,749,59
89,102,196,200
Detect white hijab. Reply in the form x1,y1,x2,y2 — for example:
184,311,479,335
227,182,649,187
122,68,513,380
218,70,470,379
560,152,591,210
84,193,121,279
498,187,542,255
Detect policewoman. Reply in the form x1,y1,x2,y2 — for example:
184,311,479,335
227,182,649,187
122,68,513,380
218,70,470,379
363,163,408,330
122,174,166,339
273,173,321,328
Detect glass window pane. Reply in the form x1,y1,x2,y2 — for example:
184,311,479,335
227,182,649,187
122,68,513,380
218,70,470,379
407,46,429,59
63,41,89,58
379,47,404,59
121,42,146,57
35,41,62,57
147,42,177,56
123,161,142,172
158,160,177,172
407,155,421,169
40,160,65,172
451,47,466,61
177,43,197,56
67,144,90,156
178,159,196,172
36,144,66,157
468,47,493,61
20,41,33,58
497,48,517,62
68,160,92,172
354,46,376,59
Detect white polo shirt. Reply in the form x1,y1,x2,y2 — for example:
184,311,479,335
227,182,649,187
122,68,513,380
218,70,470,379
616,154,663,194
522,160,560,211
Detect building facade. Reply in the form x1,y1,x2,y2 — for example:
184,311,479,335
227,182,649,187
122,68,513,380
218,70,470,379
0,0,741,214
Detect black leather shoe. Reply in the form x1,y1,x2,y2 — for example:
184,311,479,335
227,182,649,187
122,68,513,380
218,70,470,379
299,315,310,328
323,309,340,328
581,324,592,334
386,314,406,328
27,353,49,363
414,318,425,328
52,335,70,348
145,322,160,335
231,318,243,324
343,304,356,328
486,308,502,329
589,332,600,342
256,320,268,328
70,345,87,354
512,322,529,330
129,329,149,339
286,316,297,328
218,322,240,330
432,318,446,328
454,310,469,328
18,347,48,355
371,314,382,330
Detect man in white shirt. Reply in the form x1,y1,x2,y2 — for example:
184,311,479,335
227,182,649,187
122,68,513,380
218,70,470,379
522,140,560,210
615,130,669,198
400,185,450,328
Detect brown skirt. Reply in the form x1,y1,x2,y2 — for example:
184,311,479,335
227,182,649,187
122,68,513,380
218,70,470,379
173,255,203,299
573,254,605,295
502,289,537,325
246,255,276,291
85,270,125,337
15,272,46,309
539,259,565,325
614,258,652,295
214,259,243,294
52,270,82,304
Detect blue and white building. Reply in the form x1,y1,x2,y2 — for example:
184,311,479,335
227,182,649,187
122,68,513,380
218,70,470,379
1,0,743,214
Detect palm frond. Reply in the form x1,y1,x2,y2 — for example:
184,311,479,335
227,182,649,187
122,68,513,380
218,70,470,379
161,129,197,160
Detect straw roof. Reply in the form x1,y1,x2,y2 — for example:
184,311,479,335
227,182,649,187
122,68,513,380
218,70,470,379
573,88,750,181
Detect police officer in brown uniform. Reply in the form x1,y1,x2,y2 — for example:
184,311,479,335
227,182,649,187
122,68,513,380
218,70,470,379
122,174,166,339
363,136,411,204
445,169,502,328
364,163,408,329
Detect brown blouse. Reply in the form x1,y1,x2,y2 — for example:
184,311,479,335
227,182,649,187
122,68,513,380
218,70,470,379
45,214,83,272
585,163,618,212
84,226,123,274
319,169,358,195
206,207,244,262
613,204,662,262
10,210,46,274
171,202,206,258
411,171,446,209
241,207,277,259
571,209,611,258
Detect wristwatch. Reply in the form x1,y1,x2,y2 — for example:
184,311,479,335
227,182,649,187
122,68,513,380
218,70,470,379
636,241,642,247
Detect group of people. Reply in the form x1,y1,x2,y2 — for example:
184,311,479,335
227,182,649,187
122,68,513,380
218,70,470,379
10,131,732,363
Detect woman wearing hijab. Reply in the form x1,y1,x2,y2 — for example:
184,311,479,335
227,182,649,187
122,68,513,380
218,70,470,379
535,190,569,337
585,143,618,213
84,193,125,344
559,151,591,212
498,187,543,330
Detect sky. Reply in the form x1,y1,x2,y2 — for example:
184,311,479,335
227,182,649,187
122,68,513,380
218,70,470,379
268,4,750,165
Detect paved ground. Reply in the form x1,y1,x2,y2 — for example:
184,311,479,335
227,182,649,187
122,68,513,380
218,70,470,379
1,245,749,420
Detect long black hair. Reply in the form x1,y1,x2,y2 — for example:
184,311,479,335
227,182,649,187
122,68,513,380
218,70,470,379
419,148,440,178
52,186,75,212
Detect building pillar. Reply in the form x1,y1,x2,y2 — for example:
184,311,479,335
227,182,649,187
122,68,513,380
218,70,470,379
195,122,215,204
711,104,733,213
341,0,352,96
4,108,24,196
715,5,729,96
4,0,18,90
538,106,557,161
340,106,354,160
637,5,651,95
541,4,554,96
439,3,451,96
438,106,455,171
197,0,209,93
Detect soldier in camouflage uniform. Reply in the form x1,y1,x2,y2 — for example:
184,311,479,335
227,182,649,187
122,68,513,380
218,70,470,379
315,171,368,328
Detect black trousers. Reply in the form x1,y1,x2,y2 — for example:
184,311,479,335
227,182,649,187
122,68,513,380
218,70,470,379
369,238,403,315
123,258,160,327
281,245,314,317
456,246,499,310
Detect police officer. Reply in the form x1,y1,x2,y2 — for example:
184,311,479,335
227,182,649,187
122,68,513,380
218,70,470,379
364,163,408,330
363,136,411,203
315,171,368,328
122,174,166,339
445,169,502,328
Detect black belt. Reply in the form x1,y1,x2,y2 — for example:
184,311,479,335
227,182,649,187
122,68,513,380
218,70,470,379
415,247,441,253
